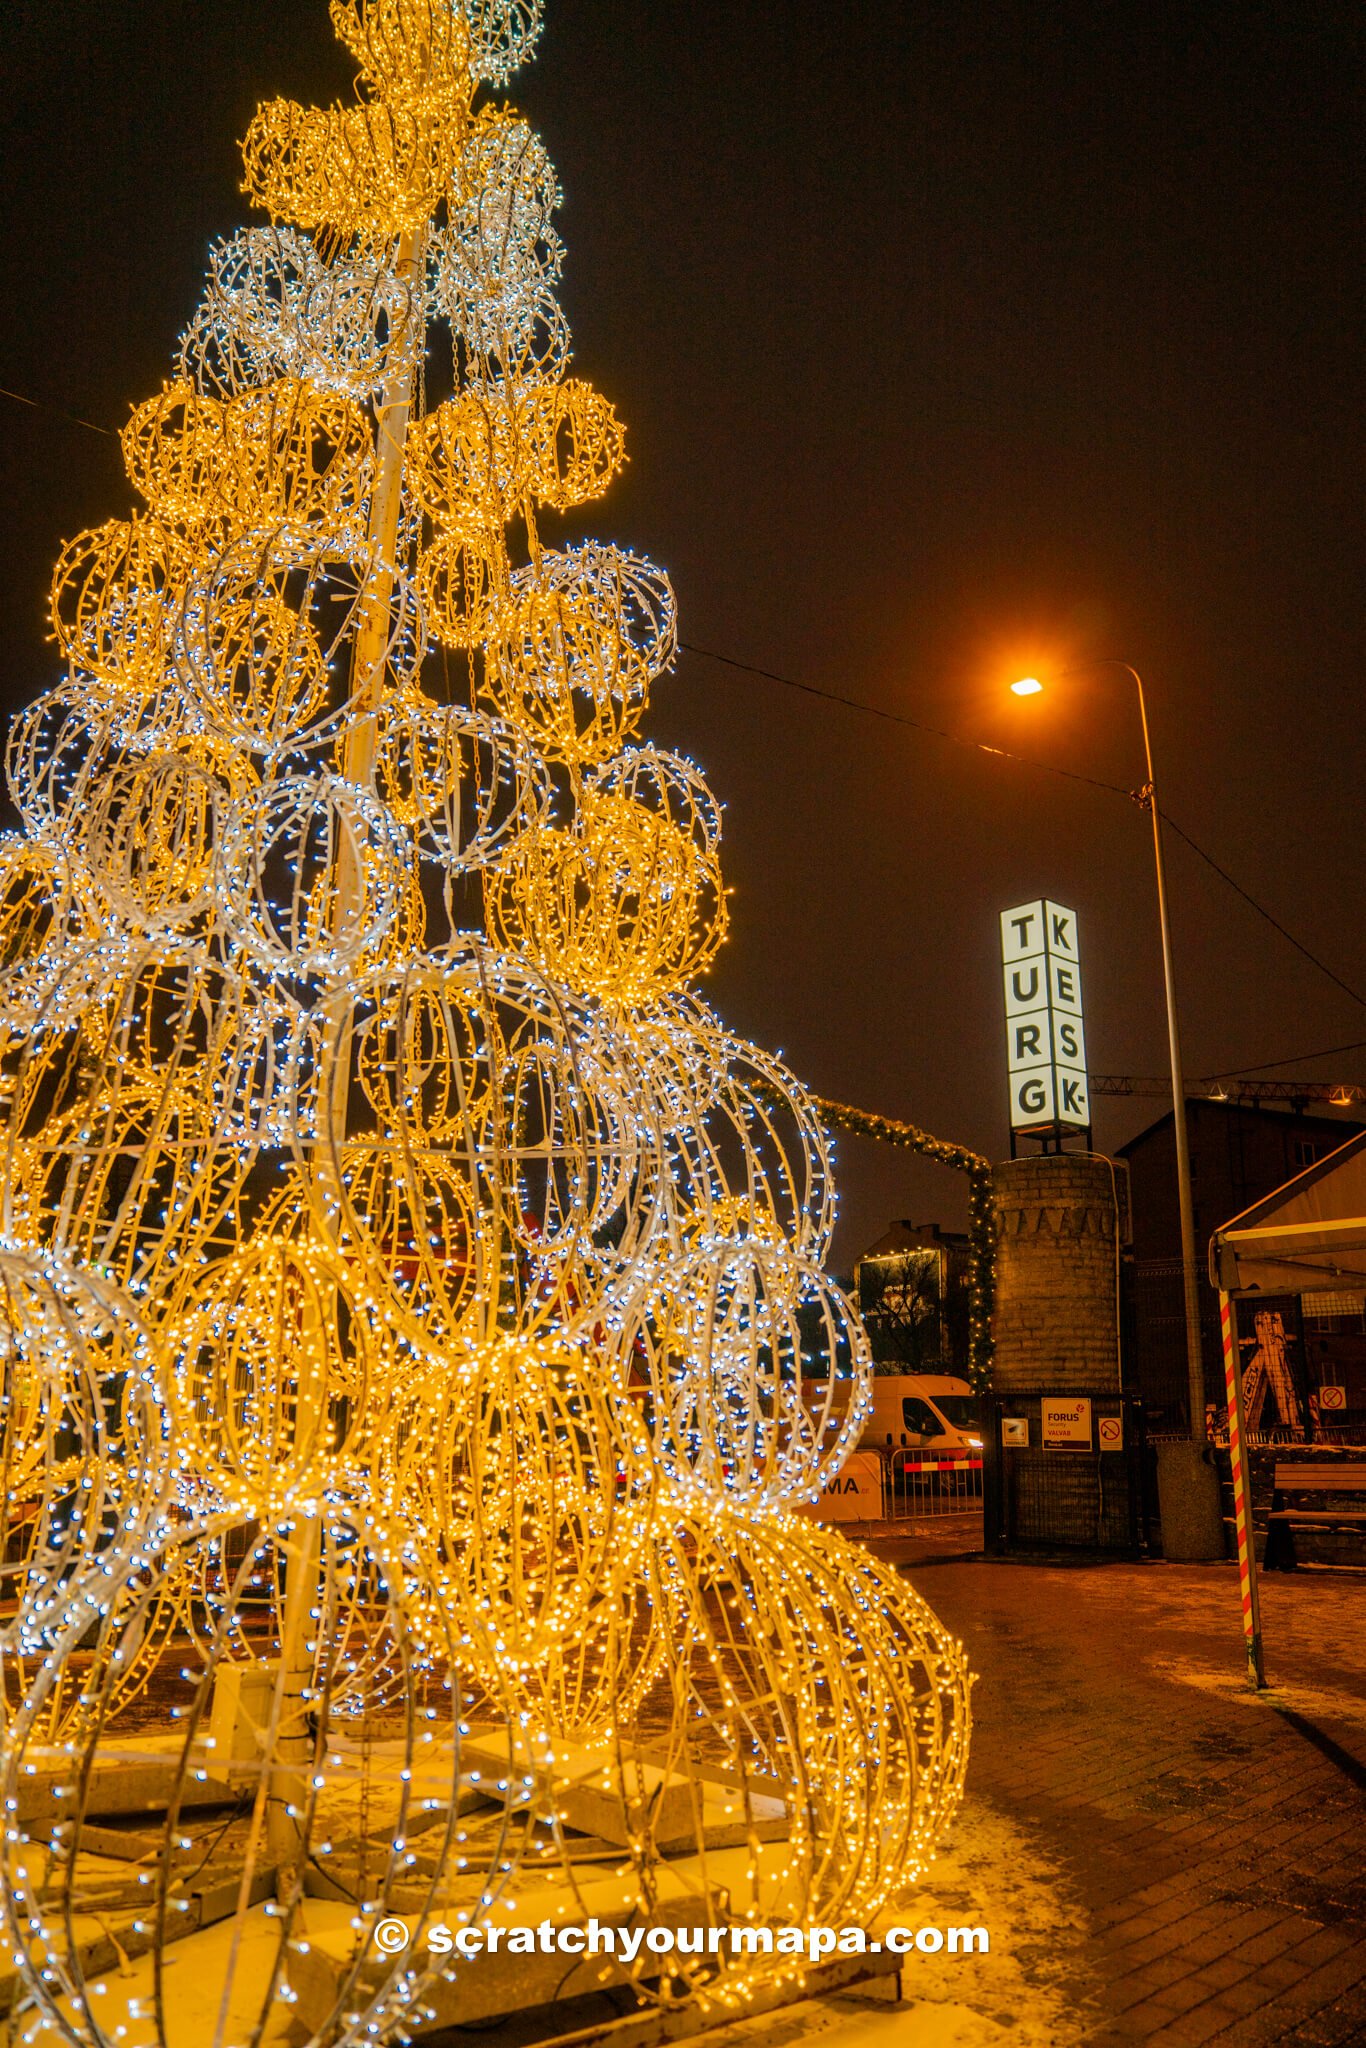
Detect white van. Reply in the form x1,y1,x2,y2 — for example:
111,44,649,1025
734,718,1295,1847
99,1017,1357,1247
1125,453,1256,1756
861,1374,982,1456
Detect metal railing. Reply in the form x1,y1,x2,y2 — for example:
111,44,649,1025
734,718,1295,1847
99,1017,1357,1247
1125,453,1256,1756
883,1448,984,1521
1151,1423,1366,1449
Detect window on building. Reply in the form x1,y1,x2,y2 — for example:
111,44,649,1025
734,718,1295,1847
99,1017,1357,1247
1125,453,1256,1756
1292,1140,1321,1169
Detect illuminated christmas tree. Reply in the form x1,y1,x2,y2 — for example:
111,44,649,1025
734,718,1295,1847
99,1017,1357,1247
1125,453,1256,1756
0,4,971,2042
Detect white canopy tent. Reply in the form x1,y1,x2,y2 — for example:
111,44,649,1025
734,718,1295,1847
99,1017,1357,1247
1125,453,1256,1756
1210,1129,1366,1297
1208,1126,1366,1691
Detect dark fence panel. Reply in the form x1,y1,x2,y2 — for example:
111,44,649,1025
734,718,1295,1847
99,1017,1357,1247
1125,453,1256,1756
984,1394,1150,1555
1126,1260,1315,1440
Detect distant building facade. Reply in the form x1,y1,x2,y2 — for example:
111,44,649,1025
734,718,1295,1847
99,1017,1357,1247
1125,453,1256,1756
855,1221,971,1377
1119,1099,1366,1432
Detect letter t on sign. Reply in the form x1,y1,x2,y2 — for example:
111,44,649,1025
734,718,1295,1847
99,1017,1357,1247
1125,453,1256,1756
999,900,1046,966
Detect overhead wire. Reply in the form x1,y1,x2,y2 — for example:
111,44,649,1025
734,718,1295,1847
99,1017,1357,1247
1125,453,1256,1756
1207,1037,1366,1082
0,383,114,438
1158,814,1366,1011
679,639,1133,798
1,382,1360,1039
680,639,1366,1022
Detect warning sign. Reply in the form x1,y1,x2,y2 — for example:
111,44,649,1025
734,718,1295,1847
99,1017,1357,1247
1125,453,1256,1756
1098,1413,1124,1450
1318,1384,1347,1413
1041,1397,1092,1449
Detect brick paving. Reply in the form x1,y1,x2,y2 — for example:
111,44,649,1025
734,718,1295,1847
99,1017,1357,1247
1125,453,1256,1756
878,1547,1366,2045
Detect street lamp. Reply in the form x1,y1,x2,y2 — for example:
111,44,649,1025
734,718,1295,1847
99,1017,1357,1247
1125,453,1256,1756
1011,661,1207,1447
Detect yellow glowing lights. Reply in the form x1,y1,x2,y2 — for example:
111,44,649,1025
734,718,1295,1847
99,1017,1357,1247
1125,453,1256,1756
1011,675,1044,696
0,2,971,2043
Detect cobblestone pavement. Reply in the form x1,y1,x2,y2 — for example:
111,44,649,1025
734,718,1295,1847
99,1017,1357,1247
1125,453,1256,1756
877,1544,1366,2046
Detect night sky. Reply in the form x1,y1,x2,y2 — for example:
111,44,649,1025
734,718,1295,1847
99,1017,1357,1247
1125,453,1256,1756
1,1,1361,1267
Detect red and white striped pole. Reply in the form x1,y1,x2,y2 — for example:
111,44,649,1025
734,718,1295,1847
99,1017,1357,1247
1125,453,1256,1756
1220,1290,1265,1689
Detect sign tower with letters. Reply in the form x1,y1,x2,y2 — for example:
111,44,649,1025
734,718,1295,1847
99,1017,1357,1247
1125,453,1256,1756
1001,899,1091,1153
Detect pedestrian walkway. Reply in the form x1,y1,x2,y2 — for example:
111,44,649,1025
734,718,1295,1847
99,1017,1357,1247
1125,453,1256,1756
882,1555,1366,2045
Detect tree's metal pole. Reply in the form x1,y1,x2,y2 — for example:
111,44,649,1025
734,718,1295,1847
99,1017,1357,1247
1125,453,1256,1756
339,227,427,790
267,229,425,1888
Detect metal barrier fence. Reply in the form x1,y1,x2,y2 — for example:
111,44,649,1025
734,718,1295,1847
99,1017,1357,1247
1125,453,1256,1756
829,1424,1362,1547
1150,1425,1366,1450
802,1448,985,1531
883,1449,984,1520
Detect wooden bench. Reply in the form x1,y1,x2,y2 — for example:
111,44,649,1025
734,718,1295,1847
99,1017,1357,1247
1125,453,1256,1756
1263,1461,1366,1571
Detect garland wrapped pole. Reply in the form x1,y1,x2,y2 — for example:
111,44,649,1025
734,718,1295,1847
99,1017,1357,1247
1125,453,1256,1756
0,5,972,2045
790,1095,996,1394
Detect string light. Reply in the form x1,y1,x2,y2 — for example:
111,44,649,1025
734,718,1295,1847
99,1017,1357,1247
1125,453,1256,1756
0,3,972,2042
772,1093,997,1391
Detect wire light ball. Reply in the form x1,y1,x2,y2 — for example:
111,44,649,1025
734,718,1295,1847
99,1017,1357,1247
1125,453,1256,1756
485,789,728,1002
178,568,331,748
0,1,973,2043
0,1249,167,1649
1,1509,518,2048
167,1234,397,1514
641,1504,973,1995
417,519,504,648
466,0,546,86
444,117,562,285
399,1330,656,1698
614,1241,872,1509
183,226,427,401
484,543,678,764
216,773,414,974
76,750,227,930
123,379,377,556
50,518,188,692
373,693,551,863
434,115,566,377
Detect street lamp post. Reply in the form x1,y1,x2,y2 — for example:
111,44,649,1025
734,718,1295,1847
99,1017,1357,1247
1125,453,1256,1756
1012,662,1207,1444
